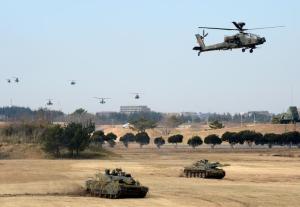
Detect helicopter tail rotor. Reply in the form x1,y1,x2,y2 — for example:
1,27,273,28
202,30,208,39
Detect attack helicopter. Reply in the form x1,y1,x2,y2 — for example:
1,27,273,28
13,77,19,83
46,99,53,106
94,97,110,104
131,93,140,99
193,21,284,55
69,80,76,85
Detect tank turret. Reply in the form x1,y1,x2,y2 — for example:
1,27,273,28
183,160,228,179
86,168,148,199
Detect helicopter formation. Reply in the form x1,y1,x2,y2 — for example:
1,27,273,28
5,77,141,106
91,93,141,105
193,21,283,55
4,21,282,109
41,86,141,107
6,77,19,83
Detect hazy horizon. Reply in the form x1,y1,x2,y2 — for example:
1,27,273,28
1,1,299,114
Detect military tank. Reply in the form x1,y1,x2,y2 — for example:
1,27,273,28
183,160,227,179
86,168,148,199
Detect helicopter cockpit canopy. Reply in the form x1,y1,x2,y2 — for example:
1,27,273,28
245,33,260,39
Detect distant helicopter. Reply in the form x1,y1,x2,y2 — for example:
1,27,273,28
94,97,110,104
193,21,284,55
132,93,140,99
13,77,19,83
69,80,76,85
46,99,53,106
6,79,11,83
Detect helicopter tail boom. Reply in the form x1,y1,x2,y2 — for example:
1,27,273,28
193,34,206,55
195,34,205,49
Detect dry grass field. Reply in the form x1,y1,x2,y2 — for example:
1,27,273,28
0,147,300,207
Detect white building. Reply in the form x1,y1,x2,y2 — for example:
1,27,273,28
120,105,151,114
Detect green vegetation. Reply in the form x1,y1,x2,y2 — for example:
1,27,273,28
236,130,263,148
187,136,203,148
119,133,136,148
221,132,238,148
154,137,165,149
42,125,64,157
90,130,106,148
168,134,183,148
41,122,93,157
204,134,222,149
105,132,117,148
130,117,157,132
135,132,150,148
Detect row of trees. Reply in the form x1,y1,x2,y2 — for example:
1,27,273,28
116,130,300,149
221,130,300,149
0,106,64,122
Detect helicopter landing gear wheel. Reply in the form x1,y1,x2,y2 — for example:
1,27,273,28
250,49,254,53
198,51,201,56
242,48,246,52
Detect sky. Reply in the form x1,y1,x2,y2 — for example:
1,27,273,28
0,0,299,114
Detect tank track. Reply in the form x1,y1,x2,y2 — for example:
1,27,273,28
183,169,225,179
86,186,148,199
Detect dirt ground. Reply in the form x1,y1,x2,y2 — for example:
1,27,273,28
0,147,300,207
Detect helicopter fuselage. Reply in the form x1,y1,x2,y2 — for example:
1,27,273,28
194,32,266,54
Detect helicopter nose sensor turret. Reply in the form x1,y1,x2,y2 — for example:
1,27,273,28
258,37,266,44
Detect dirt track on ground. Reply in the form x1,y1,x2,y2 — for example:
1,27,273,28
0,147,300,207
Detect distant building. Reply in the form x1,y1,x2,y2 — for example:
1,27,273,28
96,111,118,117
180,112,199,118
120,105,151,114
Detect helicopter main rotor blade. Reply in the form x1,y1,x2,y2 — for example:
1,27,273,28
93,97,110,99
244,26,285,30
198,26,237,31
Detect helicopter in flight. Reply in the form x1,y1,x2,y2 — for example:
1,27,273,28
69,80,76,85
13,77,19,83
132,93,140,99
6,79,11,83
94,97,110,104
193,21,284,55
46,99,53,106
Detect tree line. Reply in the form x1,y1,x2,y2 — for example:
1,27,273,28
119,130,300,149
2,121,300,158
0,106,64,122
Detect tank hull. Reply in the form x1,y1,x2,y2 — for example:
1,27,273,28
86,180,148,199
183,169,225,179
